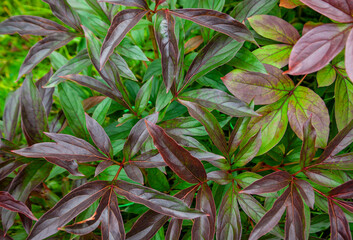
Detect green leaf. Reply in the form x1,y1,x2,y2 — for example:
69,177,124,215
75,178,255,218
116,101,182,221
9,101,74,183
288,86,330,148
92,98,112,125
252,44,292,68
117,39,149,61
228,47,267,74
317,65,336,87
242,98,289,155
234,129,262,167
58,82,88,139
135,78,153,115
300,117,317,169
335,76,353,131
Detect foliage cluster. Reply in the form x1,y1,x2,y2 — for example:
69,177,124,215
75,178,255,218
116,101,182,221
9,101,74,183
1,0,353,239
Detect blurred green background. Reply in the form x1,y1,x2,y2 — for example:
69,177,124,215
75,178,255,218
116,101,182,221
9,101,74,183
0,1,53,115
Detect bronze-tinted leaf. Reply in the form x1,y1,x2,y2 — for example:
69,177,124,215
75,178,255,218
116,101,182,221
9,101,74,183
248,15,300,44
222,64,294,105
3,90,20,141
249,187,290,240
20,76,49,145
123,113,159,160
285,23,351,76
27,181,109,240
146,120,207,183
85,114,113,158
334,75,353,131
233,129,261,167
179,100,228,156
288,86,330,148
192,183,216,240
179,88,259,117
13,132,108,163
300,0,353,23
154,11,179,92
317,153,353,170
207,171,233,185
232,0,278,22
114,180,205,219
170,9,254,43
43,0,82,31
0,191,37,220
328,199,352,240
100,9,148,68
240,171,291,195
18,33,75,80
0,15,69,35
300,117,317,168
216,186,241,240
100,0,148,9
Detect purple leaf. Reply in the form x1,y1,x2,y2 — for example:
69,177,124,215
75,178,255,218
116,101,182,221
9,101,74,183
3,90,20,141
27,181,109,240
0,192,37,220
295,179,315,209
192,183,216,240
240,171,291,195
13,132,108,163
45,157,83,177
345,30,353,82
146,120,207,183
43,0,82,32
123,113,159,160
329,179,353,198
85,114,113,158
170,9,254,43
100,9,148,68
35,69,54,116
114,180,205,219
300,0,353,23
300,116,317,168
154,10,179,92
328,199,352,240
285,23,351,76
179,100,228,156
124,164,144,184
100,0,149,9
0,15,69,35
18,33,75,80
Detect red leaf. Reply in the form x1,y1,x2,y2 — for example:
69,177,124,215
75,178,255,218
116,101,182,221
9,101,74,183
170,9,254,43
192,183,216,240
285,23,352,75
300,0,353,23
240,171,291,195
146,120,207,183
100,9,148,68
0,192,37,221
328,199,352,240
